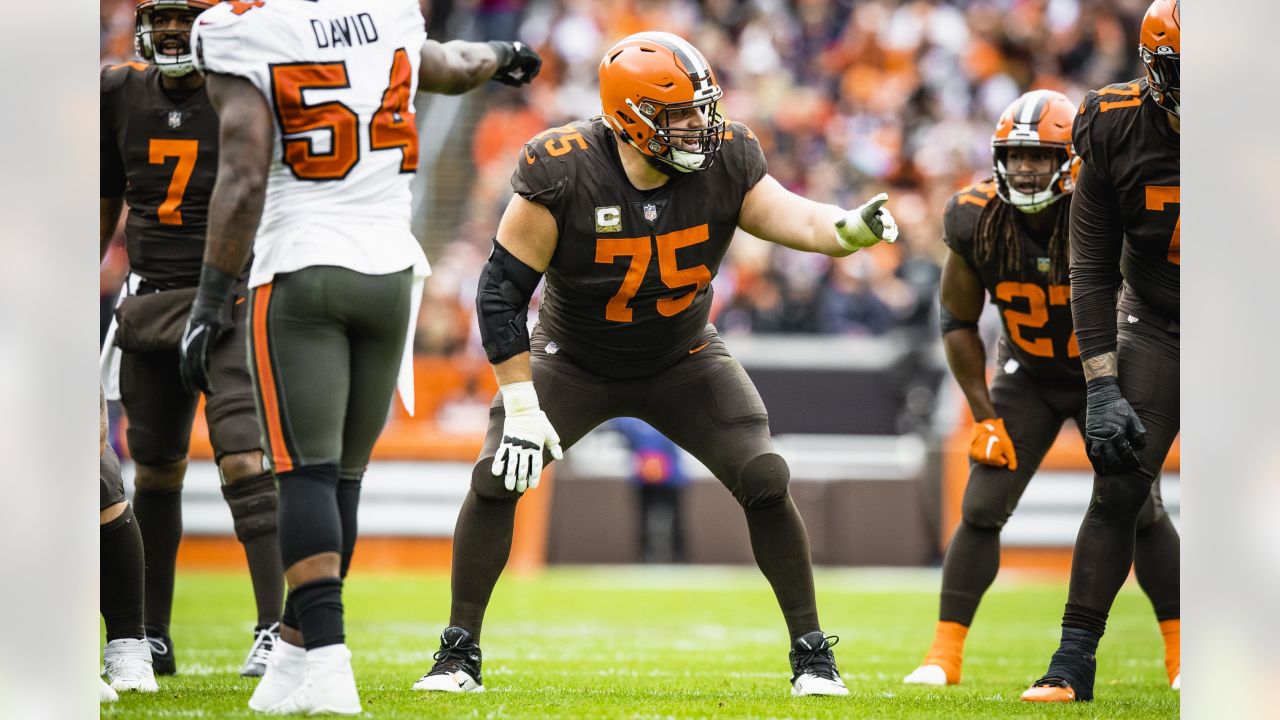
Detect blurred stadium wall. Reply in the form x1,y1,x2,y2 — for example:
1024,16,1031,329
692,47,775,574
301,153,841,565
100,0,1176,571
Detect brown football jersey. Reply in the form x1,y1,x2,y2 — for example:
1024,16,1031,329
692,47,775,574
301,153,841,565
101,62,219,289
943,181,1082,383
511,119,767,379
1070,78,1180,358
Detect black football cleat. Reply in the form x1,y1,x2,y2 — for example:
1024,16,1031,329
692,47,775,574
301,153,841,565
411,626,485,693
1022,643,1096,702
144,631,176,676
790,631,849,696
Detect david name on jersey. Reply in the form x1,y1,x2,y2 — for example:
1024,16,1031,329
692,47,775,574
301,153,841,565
310,13,379,49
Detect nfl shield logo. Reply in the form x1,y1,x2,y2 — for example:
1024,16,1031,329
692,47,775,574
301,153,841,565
643,203,657,223
168,111,183,129
1036,257,1051,274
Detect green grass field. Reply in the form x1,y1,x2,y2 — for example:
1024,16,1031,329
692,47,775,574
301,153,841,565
101,567,1178,719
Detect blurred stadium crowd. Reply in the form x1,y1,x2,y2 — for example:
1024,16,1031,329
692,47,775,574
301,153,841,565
101,0,1150,355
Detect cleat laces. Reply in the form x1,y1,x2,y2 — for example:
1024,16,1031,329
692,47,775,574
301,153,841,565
791,634,841,682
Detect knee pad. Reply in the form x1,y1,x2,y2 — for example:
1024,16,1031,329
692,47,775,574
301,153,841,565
277,463,341,568
221,470,278,543
470,458,522,502
734,453,790,510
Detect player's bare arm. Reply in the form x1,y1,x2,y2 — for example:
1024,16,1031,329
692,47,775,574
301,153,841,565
178,72,272,395
1081,352,1119,381
939,250,997,421
738,174,898,255
100,197,124,261
201,73,272,276
418,39,541,95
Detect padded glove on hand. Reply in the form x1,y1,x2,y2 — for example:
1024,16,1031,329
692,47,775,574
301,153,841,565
834,192,899,251
1084,376,1147,475
492,381,563,493
969,417,1018,470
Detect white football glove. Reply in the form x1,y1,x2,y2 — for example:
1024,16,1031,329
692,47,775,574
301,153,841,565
491,381,563,493
834,192,899,251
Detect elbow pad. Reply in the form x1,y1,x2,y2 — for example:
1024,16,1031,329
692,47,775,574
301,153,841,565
477,239,543,363
939,303,978,336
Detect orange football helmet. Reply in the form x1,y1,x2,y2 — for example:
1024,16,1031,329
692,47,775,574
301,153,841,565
598,32,725,173
135,0,218,77
1140,0,1180,116
991,89,1078,213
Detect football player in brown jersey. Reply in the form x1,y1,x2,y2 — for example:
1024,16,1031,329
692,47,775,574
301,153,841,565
902,91,1179,689
1023,0,1181,703
100,0,283,677
414,31,898,697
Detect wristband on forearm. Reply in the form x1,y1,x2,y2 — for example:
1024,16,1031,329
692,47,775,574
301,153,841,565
192,263,237,322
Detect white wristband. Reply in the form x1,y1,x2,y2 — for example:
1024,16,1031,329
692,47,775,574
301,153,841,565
499,380,540,416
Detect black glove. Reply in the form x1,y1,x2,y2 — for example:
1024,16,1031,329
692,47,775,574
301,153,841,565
488,40,542,87
1083,376,1147,475
179,264,236,396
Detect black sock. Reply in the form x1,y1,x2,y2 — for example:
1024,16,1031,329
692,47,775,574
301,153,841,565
291,578,345,650
1063,475,1150,631
132,486,183,634
1046,624,1101,700
744,496,819,640
337,475,362,579
101,506,146,642
282,592,299,632
938,520,1001,626
222,471,284,629
1134,514,1180,621
449,490,519,642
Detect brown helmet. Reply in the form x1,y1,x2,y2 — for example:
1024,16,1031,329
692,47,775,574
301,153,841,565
1139,0,1181,116
135,0,219,77
598,32,725,173
991,89,1078,213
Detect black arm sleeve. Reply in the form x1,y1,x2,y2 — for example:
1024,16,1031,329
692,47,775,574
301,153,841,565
476,239,543,364
1068,158,1124,360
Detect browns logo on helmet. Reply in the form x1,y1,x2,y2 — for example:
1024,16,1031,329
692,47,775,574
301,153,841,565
598,32,725,173
135,0,218,78
1140,0,1180,117
991,89,1078,213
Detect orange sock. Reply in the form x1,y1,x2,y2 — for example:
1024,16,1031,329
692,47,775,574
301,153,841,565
1159,619,1180,684
922,621,968,684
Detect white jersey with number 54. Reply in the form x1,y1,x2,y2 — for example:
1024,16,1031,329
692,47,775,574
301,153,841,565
192,0,429,288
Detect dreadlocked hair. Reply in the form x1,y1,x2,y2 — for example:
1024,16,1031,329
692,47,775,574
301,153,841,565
973,193,1072,285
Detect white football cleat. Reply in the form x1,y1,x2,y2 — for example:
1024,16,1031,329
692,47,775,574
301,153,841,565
792,672,849,697
241,622,280,677
103,638,159,693
100,678,119,703
1171,672,1180,691
412,670,485,693
248,637,307,712
413,626,486,693
264,644,361,715
903,664,950,686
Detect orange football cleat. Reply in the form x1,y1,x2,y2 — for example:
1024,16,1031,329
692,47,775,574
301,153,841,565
1021,682,1076,702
